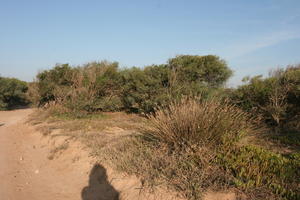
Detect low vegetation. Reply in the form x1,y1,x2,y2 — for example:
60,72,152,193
109,98,257,199
100,98,299,200
144,97,256,150
219,145,300,199
12,56,300,199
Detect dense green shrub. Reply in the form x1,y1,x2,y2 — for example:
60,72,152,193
0,77,29,110
119,55,232,114
231,65,300,132
36,64,74,105
63,61,122,113
36,62,123,114
34,55,233,115
168,55,232,88
120,65,171,113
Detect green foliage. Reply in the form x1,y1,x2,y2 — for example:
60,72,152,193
231,65,300,132
168,55,232,88
219,145,300,200
120,65,171,113
64,61,122,113
36,64,73,105
34,55,233,115
119,55,233,114
36,61,123,114
0,77,29,110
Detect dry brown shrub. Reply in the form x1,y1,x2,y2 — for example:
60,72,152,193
145,97,259,151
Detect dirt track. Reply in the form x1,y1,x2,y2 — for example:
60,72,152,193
0,109,119,200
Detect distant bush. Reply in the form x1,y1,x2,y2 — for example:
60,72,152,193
0,77,29,110
119,65,171,113
168,55,232,88
120,55,232,114
34,55,233,115
231,65,300,133
35,62,123,115
62,61,122,113
36,63,74,105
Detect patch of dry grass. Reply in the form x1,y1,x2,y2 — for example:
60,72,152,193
98,98,297,200
144,97,259,151
28,100,298,200
95,98,253,199
97,135,231,200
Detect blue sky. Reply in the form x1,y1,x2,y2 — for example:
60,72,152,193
0,0,300,86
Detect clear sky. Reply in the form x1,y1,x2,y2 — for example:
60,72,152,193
0,0,300,86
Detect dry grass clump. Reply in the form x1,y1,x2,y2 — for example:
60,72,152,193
146,97,258,151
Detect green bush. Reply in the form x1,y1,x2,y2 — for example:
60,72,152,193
36,61,123,114
120,65,171,113
34,55,233,116
120,55,232,114
36,63,74,105
168,55,232,88
219,145,300,200
0,77,29,110
63,61,122,113
231,65,300,132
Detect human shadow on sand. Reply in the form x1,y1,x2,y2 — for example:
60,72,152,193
81,164,119,200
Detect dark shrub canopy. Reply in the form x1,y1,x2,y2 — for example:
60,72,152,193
168,55,232,87
34,55,233,114
0,77,29,110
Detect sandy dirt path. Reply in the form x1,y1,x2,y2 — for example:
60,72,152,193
0,109,120,200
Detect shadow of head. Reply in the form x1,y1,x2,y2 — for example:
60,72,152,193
81,164,119,200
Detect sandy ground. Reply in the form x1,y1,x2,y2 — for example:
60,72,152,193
0,109,91,200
